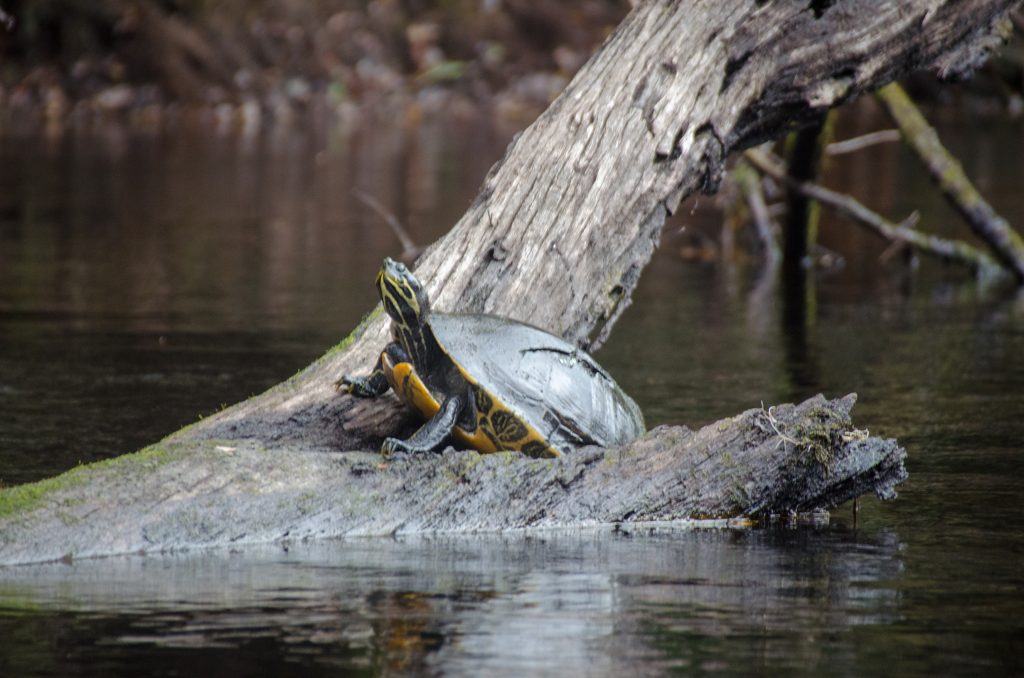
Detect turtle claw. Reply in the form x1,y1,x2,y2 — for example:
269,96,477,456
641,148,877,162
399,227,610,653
381,437,412,458
336,375,372,397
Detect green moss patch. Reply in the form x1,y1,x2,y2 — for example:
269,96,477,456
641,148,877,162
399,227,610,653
0,471,91,522
757,403,852,467
0,443,185,522
789,406,852,466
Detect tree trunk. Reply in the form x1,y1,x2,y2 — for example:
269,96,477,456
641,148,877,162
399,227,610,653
0,0,1015,565
783,113,832,273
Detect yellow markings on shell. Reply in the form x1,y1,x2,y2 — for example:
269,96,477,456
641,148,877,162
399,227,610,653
380,351,560,458
455,359,560,459
381,352,498,454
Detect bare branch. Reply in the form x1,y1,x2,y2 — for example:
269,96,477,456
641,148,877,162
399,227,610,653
734,163,781,266
826,130,902,156
745,150,1003,278
876,83,1024,281
352,189,422,261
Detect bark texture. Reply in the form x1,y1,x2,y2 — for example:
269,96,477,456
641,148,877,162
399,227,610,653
0,395,905,566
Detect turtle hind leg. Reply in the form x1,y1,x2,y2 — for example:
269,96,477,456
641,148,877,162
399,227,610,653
382,393,465,456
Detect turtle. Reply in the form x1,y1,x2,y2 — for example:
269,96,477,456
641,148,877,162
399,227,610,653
337,257,645,458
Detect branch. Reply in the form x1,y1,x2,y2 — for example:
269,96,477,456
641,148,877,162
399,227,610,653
745,150,1004,277
734,162,781,265
826,130,902,156
876,82,1024,281
352,189,423,261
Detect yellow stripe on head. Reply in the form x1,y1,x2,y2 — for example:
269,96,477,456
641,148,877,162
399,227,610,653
377,257,428,327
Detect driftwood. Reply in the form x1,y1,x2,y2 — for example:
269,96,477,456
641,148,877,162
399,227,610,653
0,0,1015,565
825,129,902,156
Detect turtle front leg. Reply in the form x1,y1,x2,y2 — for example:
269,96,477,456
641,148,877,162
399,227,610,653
336,363,389,398
382,393,466,456
335,342,408,398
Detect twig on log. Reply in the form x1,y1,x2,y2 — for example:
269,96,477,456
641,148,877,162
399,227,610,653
826,130,902,156
875,83,1024,282
762,403,800,448
745,150,1004,278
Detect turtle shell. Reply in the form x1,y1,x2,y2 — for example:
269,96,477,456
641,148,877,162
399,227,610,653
427,313,645,454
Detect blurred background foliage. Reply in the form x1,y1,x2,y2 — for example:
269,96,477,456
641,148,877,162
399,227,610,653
1,1,1022,282
0,0,627,108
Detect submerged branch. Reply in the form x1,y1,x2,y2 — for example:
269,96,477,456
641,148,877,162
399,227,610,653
734,162,781,266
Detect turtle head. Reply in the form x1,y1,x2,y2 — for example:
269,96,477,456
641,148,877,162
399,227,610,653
377,257,430,328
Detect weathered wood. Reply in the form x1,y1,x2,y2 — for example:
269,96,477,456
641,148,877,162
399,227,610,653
825,130,901,156
0,395,906,566
0,0,1013,564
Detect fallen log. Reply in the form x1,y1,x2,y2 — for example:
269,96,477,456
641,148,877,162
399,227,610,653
0,395,905,566
1,0,1013,565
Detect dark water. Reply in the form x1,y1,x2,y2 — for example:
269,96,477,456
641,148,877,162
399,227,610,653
1,106,1023,675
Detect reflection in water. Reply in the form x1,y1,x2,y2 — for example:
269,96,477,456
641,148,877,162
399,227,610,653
781,262,821,395
0,528,905,675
